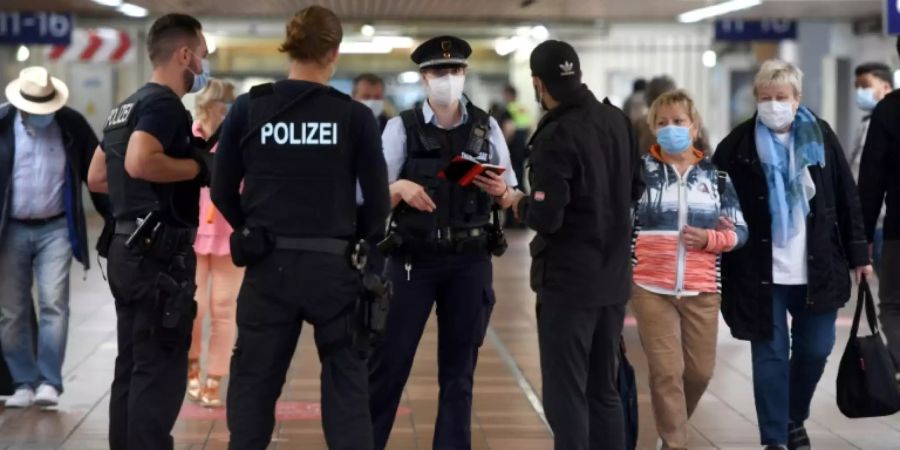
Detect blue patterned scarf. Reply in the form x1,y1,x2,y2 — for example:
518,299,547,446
754,105,825,247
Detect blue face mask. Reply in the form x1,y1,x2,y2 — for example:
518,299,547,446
856,88,878,112
188,59,210,94
25,113,55,129
656,125,692,154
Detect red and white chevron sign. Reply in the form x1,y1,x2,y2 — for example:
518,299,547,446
47,28,133,63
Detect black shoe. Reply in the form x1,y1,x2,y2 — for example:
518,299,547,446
788,421,811,450
765,446,787,450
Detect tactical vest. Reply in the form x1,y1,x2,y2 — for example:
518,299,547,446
102,83,184,222
394,102,496,239
238,83,356,238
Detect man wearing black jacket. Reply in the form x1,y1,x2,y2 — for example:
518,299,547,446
859,37,900,367
512,40,643,450
0,66,110,408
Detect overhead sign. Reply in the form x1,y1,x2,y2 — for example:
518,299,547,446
714,19,797,42
887,0,900,35
0,11,73,45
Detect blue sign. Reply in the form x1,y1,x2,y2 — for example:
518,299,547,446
0,12,73,45
887,0,900,35
714,19,797,42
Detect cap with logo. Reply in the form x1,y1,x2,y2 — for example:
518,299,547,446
411,35,472,69
4,66,69,115
529,40,582,103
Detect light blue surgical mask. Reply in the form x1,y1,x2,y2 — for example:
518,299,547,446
656,125,692,154
25,113,55,129
856,88,878,112
188,59,210,94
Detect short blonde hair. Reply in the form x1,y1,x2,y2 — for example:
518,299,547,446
194,78,235,122
754,60,803,98
647,89,703,131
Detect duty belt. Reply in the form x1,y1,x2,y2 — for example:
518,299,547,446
114,220,197,244
401,227,488,255
275,237,350,256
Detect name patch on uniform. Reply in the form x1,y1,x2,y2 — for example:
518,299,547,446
105,102,135,128
260,122,339,146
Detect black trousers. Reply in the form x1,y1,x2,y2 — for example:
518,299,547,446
107,236,195,450
369,252,495,450
878,240,900,367
226,249,372,450
537,300,626,450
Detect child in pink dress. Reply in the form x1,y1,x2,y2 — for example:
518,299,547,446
187,79,242,407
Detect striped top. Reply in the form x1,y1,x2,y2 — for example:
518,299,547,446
632,147,748,296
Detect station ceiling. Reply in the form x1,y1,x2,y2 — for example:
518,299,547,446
1,0,885,21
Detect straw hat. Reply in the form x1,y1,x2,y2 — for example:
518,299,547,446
4,66,69,115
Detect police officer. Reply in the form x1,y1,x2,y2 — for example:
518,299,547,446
511,40,644,450
86,13,211,450
369,35,520,450
209,6,390,450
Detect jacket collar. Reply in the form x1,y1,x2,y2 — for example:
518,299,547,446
530,84,594,145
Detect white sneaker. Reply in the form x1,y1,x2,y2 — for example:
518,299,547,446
33,384,59,407
5,387,35,408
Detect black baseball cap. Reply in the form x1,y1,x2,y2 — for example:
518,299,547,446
530,40,582,102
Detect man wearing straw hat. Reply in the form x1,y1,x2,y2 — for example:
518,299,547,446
0,66,110,408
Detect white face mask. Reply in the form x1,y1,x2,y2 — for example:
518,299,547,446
757,100,795,131
427,74,465,107
360,99,385,117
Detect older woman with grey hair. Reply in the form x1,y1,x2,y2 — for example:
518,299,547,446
713,60,872,450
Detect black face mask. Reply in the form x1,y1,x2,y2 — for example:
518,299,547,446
533,84,548,112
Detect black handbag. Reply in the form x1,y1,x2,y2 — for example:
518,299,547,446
617,337,638,450
836,278,900,418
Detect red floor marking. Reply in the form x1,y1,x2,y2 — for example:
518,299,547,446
179,401,411,421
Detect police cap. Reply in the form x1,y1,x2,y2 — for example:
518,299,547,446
411,36,471,69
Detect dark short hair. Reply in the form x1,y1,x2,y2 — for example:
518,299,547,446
633,78,647,92
504,85,517,98
856,62,894,87
645,75,676,107
352,73,384,96
353,73,384,87
147,13,202,66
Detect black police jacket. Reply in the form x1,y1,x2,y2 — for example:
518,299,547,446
0,104,111,269
713,115,869,341
859,89,900,242
517,85,644,307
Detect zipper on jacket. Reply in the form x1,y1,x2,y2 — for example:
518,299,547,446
673,165,694,296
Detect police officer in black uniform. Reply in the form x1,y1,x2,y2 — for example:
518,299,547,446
369,36,520,450
87,14,212,450
210,6,390,450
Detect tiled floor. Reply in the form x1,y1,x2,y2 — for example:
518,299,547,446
2,222,900,449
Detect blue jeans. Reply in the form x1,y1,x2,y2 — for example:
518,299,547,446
750,285,837,445
0,218,72,392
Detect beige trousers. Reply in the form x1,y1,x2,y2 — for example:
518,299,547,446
631,285,720,450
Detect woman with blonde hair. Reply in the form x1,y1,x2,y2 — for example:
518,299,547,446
632,89,747,450
714,60,871,450
187,78,242,408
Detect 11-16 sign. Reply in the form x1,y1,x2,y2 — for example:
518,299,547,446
0,12,73,46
